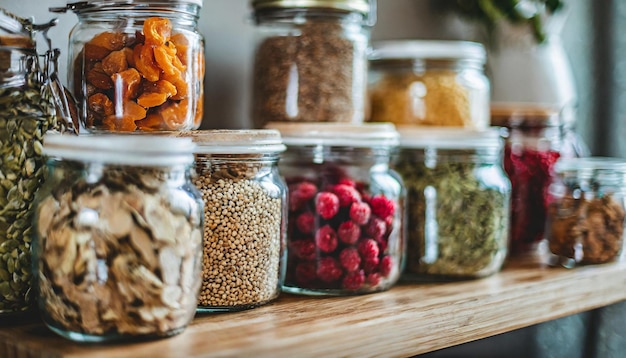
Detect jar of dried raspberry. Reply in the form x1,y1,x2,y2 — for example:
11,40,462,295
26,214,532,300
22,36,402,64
267,122,405,295
51,0,205,132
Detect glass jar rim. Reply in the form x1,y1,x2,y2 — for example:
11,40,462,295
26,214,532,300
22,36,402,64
51,0,203,14
398,126,502,150
176,129,287,155
555,157,626,175
251,0,370,15
43,133,196,166
266,122,399,148
491,103,563,127
369,40,486,64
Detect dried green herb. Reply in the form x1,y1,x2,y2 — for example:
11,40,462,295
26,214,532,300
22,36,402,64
394,150,510,278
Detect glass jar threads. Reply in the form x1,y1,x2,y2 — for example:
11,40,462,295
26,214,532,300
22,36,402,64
394,128,510,280
368,40,490,129
546,157,626,268
492,106,588,255
268,122,405,295
181,130,287,312
33,134,203,342
52,0,205,132
250,0,373,127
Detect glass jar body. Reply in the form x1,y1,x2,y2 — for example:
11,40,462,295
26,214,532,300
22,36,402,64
0,48,57,316
193,154,287,312
394,148,510,280
280,146,405,295
368,60,490,129
546,163,626,267
68,3,204,132
33,160,203,342
251,9,369,127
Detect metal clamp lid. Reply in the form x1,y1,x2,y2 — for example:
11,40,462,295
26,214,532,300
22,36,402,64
252,0,376,25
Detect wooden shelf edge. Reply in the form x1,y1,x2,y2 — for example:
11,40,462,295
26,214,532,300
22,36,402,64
1,258,625,358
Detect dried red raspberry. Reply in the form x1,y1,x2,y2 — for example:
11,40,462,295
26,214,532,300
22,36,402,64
337,220,361,245
363,257,380,273
290,239,316,261
379,255,394,277
332,184,362,207
384,215,394,235
370,195,395,219
339,247,361,272
375,237,388,253
342,270,365,290
315,192,340,220
295,262,317,284
315,225,338,253
316,257,343,282
349,201,371,225
296,211,315,234
289,181,318,211
367,272,382,287
365,217,386,240
337,178,357,187
358,239,379,260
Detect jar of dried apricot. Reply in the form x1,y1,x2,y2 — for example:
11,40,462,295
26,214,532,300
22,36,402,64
51,0,205,132
368,40,490,129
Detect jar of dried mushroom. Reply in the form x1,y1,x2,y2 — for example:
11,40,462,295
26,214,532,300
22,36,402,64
33,134,203,342
491,106,589,255
250,0,373,127
180,130,287,312
368,40,490,129
393,127,510,280
267,122,405,295
51,0,205,132
546,157,626,268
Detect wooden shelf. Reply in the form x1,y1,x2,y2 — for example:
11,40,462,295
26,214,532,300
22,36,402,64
1,257,626,358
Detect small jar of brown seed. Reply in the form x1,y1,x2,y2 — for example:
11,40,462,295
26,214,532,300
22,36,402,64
181,130,287,312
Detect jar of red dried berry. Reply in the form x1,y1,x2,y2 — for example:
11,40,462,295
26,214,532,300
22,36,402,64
51,0,205,132
267,122,405,295
250,0,374,128
491,106,589,255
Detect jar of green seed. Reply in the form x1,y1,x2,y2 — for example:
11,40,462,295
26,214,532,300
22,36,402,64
180,130,287,312
394,127,511,280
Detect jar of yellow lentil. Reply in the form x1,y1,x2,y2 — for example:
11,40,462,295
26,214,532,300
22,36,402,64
180,130,287,312
368,40,490,129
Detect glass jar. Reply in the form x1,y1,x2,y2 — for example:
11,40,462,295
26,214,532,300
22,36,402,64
250,0,373,127
546,157,626,268
52,0,205,132
267,122,405,295
492,106,589,255
180,130,287,312
0,45,59,316
33,134,203,342
394,127,510,280
368,40,490,129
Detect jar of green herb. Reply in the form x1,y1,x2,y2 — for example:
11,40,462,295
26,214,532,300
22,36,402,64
394,127,510,280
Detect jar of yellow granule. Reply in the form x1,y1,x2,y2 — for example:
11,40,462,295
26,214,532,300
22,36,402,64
367,40,489,129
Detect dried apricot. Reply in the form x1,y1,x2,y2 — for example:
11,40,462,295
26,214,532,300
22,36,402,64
134,44,161,82
163,72,188,100
153,46,178,76
143,79,177,97
103,100,146,131
86,66,113,90
101,50,128,76
88,32,127,51
158,99,189,130
111,68,141,99
102,115,137,132
123,47,135,68
88,93,114,116
84,43,111,61
170,33,189,65
194,95,204,127
144,17,172,46
137,92,168,108
135,113,166,131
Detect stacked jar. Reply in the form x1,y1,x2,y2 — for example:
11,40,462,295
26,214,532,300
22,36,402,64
52,0,205,132
491,106,589,255
179,130,287,312
267,123,405,295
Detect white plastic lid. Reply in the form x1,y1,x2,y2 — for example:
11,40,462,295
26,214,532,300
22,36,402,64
266,122,399,147
43,134,196,167
554,157,626,174
176,129,286,154
369,40,487,64
398,126,503,150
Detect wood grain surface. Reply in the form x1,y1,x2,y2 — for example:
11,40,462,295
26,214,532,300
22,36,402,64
0,257,625,358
